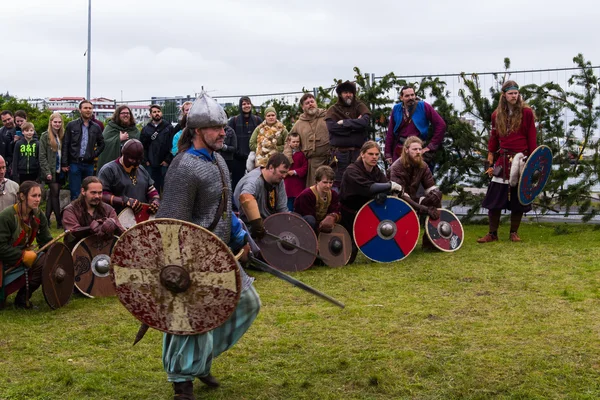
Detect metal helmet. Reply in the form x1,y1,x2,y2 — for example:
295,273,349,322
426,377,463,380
187,92,227,130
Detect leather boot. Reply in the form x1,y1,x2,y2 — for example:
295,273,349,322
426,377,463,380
476,233,498,243
199,373,220,388
173,381,195,400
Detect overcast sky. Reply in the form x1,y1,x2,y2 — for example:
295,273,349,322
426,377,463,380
3,0,599,102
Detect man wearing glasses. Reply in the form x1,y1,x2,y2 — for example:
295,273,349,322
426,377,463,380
62,100,105,200
96,105,140,172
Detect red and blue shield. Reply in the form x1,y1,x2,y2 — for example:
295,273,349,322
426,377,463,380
353,197,419,263
425,209,464,252
518,145,552,205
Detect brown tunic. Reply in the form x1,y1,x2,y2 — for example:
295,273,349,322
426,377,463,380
389,158,436,203
289,109,330,185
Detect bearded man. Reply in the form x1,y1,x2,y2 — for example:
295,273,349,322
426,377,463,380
477,80,537,243
325,80,371,190
385,85,446,168
62,176,125,248
0,155,19,211
96,105,140,172
390,136,442,250
156,92,259,399
97,139,160,216
288,93,330,186
140,104,174,193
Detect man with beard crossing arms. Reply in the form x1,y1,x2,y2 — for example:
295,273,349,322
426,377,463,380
385,85,446,168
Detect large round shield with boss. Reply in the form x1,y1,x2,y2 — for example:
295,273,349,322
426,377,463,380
258,213,318,272
318,224,352,267
72,235,118,298
518,145,553,206
118,204,155,230
42,242,75,309
425,209,464,252
353,196,420,263
110,218,241,335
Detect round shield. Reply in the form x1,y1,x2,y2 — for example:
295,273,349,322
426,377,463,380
318,224,352,267
42,242,75,309
518,145,553,205
258,213,318,272
72,235,118,298
425,209,464,252
118,204,155,230
353,196,420,263
110,218,241,335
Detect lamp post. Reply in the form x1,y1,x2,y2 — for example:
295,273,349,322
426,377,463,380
86,0,91,100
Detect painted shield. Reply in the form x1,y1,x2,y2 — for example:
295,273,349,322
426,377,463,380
518,145,553,205
110,218,241,335
42,242,75,309
258,213,318,272
425,209,464,252
318,224,352,267
353,196,420,263
118,204,155,230
72,235,118,298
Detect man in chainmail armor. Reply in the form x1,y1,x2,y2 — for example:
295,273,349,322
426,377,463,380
156,92,259,400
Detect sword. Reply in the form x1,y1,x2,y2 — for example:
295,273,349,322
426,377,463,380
249,255,345,309
264,231,325,262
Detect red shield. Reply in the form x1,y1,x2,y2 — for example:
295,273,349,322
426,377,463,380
425,209,464,252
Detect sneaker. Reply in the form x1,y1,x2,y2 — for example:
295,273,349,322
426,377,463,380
509,232,522,242
198,374,220,388
476,233,498,243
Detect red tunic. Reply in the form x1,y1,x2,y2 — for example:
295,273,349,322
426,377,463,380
489,107,537,181
284,150,308,198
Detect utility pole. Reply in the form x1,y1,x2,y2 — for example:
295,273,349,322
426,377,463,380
86,0,92,100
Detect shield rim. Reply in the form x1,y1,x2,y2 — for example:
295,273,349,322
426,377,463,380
318,224,352,267
42,242,75,310
424,208,464,253
259,213,318,272
518,145,553,206
117,205,155,230
72,234,119,298
110,218,242,335
353,196,420,263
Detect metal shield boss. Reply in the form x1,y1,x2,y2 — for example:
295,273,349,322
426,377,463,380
110,218,241,335
518,145,553,205
42,242,75,309
353,196,420,263
425,209,464,252
318,224,352,267
118,204,155,230
72,235,118,298
258,213,318,272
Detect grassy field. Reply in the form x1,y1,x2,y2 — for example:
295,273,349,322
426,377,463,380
1,223,600,399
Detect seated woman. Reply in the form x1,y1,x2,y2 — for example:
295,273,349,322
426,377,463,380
293,165,340,234
0,181,53,309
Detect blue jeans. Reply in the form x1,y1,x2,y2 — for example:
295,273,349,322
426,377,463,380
287,197,296,213
69,162,95,200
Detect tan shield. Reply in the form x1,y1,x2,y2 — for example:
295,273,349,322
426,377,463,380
110,218,241,335
318,224,352,267
118,204,155,230
42,242,75,309
72,235,118,298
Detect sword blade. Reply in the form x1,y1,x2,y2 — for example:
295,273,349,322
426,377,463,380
249,256,345,309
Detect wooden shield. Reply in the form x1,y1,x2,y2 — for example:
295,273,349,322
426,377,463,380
318,224,352,267
425,209,464,252
258,213,318,272
110,218,241,335
353,196,420,263
42,242,75,309
118,204,155,230
72,235,118,298
518,145,553,205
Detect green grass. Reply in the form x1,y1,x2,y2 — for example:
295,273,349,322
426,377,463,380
2,223,600,399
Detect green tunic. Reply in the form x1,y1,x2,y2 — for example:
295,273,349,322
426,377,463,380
96,121,140,172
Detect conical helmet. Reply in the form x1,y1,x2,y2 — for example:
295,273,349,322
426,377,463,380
187,92,227,129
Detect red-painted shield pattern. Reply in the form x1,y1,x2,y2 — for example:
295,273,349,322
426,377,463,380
72,235,118,298
258,213,318,272
118,204,155,230
110,218,241,335
425,209,464,252
42,242,75,309
353,197,420,263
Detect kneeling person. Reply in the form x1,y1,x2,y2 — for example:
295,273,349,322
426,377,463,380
294,165,340,234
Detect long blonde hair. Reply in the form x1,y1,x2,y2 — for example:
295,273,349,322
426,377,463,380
494,80,534,137
47,112,65,152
